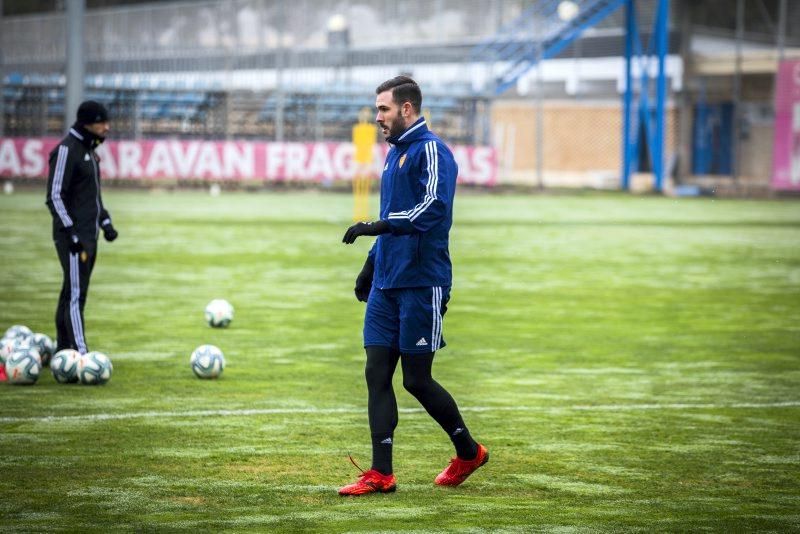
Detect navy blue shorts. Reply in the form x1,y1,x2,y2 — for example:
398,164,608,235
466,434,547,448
364,286,450,354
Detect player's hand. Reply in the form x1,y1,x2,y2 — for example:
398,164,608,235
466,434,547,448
102,223,118,242
99,210,117,242
342,220,390,244
354,258,374,302
67,231,83,254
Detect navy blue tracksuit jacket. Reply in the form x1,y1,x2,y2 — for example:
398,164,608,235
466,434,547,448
368,117,458,289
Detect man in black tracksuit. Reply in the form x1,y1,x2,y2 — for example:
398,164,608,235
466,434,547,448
45,100,118,354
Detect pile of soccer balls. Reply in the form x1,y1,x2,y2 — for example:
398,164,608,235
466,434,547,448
3,298,232,385
191,299,232,379
1,324,112,386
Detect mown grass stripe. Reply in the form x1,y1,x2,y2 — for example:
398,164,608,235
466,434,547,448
2,401,798,424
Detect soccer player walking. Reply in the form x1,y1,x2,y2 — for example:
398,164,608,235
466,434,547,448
46,101,118,354
340,76,488,496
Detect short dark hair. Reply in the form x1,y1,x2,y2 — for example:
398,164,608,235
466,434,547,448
376,76,422,114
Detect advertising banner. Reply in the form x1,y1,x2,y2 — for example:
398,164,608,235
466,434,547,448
772,59,800,191
0,138,498,186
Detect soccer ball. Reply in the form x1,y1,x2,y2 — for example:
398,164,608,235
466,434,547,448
29,333,56,366
190,344,225,379
51,349,81,384
1,336,33,364
205,299,234,328
77,351,113,385
4,324,33,341
5,346,42,385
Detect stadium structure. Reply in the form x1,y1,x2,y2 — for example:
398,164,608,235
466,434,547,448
1,0,799,195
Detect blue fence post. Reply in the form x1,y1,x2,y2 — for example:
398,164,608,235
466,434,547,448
653,0,669,192
622,0,635,190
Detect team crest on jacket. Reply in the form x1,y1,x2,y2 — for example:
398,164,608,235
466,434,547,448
398,154,407,168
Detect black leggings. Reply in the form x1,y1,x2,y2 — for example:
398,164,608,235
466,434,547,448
365,346,466,437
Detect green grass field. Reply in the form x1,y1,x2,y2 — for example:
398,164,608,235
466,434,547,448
1,189,799,532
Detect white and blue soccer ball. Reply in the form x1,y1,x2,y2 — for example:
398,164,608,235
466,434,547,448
4,324,33,341
190,344,225,379
1,336,33,365
5,346,42,385
77,351,113,385
51,349,81,384
29,333,56,367
205,299,234,328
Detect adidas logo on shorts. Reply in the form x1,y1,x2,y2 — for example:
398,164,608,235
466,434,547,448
416,337,428,346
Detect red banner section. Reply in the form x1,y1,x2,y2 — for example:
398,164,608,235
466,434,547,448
0,138,497,185
772,60,800,191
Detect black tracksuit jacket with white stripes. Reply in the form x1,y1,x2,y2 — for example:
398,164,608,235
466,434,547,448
45,126,111,241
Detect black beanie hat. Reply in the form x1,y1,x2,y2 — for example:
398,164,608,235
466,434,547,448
76,100,109,125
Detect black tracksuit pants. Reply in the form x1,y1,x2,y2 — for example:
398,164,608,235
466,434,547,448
54,234,97,354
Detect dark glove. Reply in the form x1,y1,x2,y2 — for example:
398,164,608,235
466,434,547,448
100,210,117,242
342,220,390,244
67,231,83,254
102,223,118,242
354,258,374,303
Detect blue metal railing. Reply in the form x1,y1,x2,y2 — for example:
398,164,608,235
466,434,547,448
472,0,627,95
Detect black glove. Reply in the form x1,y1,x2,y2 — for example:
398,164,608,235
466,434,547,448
102,223,118,242
342,220,390,244
67,231,83,254
100,210,117,242
354,258,374,303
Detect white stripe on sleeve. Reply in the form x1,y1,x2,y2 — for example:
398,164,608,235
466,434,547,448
51,145,74,227
408,141,438,222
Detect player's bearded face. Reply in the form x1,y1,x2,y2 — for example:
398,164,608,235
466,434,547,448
375,91,408,140
86,121,110,141
387,113,408,139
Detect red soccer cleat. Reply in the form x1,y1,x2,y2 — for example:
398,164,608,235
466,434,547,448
338,455,396,496
338,469,397,496
0,365,6,382
435,443,489,486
